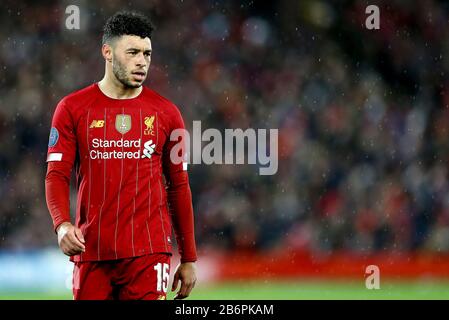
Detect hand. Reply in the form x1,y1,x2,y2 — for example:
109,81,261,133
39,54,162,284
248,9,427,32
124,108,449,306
171,262,197,300
56,222,85,256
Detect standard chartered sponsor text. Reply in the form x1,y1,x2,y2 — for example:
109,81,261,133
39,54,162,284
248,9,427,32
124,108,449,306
92,138,141,148
90,138,142,159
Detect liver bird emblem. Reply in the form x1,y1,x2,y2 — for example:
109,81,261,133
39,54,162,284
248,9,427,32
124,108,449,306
144,115,155,135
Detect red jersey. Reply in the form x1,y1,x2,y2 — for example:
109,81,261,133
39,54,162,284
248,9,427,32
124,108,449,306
45,83,197,263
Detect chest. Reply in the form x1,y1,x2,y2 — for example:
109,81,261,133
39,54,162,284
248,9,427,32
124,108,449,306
75,105,169,157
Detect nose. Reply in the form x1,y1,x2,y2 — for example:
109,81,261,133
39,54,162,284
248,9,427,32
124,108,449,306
136,52,147,67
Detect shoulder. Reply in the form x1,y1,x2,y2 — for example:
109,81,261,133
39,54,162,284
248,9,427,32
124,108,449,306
142,87,186,129
142,86,182,117
59,83,98,109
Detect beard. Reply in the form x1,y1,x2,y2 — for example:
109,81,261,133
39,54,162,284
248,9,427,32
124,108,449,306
112,54,140,89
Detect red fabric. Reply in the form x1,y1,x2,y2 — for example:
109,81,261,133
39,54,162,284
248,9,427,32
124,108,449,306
45,161,72,232
45,83,197,263
73,253,170,300
162,121,197,263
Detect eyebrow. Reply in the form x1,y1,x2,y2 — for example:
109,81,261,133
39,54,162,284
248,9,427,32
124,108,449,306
126,48,152,53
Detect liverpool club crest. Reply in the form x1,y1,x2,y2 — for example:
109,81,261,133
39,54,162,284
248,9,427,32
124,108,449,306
144,115,155,135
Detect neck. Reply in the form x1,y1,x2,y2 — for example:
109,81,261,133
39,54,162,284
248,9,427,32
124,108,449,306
98,72,142,99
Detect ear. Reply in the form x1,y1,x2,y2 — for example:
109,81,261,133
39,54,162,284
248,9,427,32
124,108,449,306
102,43,113,63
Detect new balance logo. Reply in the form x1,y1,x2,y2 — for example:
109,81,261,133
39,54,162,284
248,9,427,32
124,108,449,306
90,120,105,128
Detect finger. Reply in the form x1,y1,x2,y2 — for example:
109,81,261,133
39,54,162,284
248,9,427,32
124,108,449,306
61,241,80,255
67,249,77,256
171,273,180,292
60,231,80,249
67,231,85,251
184,280,196,298
63,250,72,257
61,236,84,253
175,288,190,300
173,276,187,299
174,292,187,300
177,280,189,299
183,278,196,298
60,241,72,255
74,228,85,244
63,246,76,256
61,244,70,256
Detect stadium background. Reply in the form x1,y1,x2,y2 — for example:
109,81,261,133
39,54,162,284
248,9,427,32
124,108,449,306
1,0,449,299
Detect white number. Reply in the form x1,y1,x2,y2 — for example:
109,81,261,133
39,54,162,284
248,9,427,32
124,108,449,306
154,263,169,292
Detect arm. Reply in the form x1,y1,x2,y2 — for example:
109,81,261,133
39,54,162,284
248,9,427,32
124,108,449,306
45,99,85,256
162,106,197,299
163,157,197,263
45,161,72,232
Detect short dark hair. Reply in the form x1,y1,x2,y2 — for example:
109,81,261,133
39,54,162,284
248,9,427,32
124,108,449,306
102,11,154,45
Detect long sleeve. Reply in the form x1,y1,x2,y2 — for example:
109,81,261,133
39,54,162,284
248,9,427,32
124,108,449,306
45,161,72,232
44,98,76,232
162,107,197,263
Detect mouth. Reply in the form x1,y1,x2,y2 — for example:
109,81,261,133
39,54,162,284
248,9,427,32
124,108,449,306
131,71,146,81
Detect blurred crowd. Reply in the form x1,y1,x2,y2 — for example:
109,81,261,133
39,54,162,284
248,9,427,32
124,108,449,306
1,0,449,256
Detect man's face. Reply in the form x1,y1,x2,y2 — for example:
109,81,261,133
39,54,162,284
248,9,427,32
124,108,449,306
110,35,152,88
